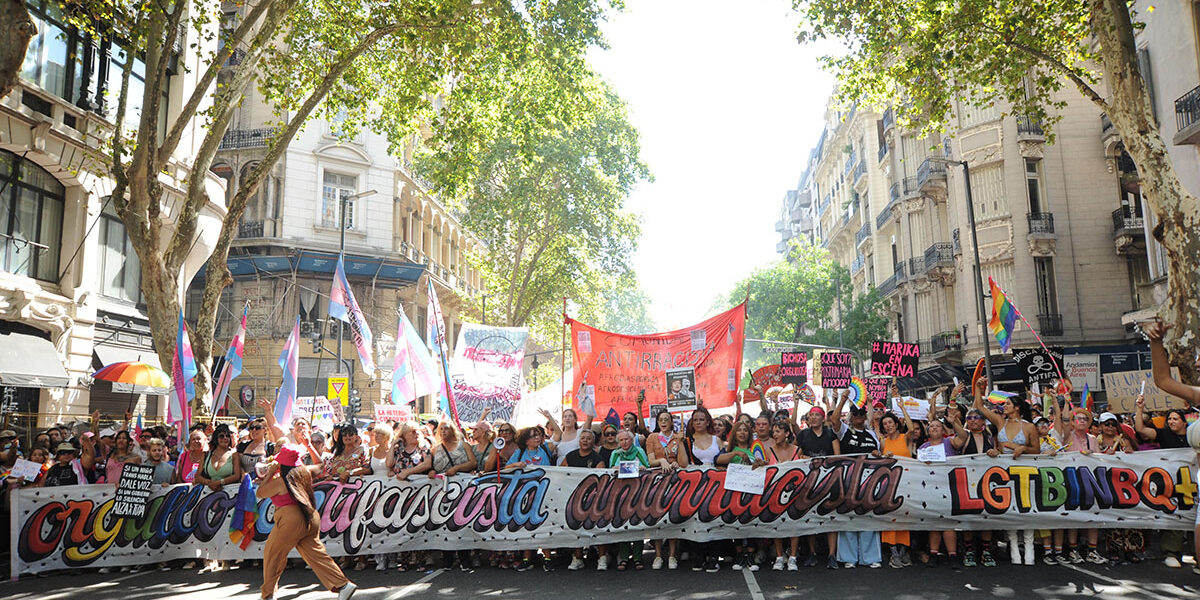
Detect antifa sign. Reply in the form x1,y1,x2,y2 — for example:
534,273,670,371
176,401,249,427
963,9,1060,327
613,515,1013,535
864,377,890,403
1013,347,1065,385
780,352,808,385
11,450,1197,575
111,464,156,519
819,351,853,389
871,341,920,378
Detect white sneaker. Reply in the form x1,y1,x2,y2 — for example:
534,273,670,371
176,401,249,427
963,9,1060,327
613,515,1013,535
651,557,663,570
773,556,786,571
337,583,357,600
1165,555,1182,568
843,562,856,569
867,562,881,568
597,555,610,571
787,556,798,571
568,557,585,571
668,557,678,570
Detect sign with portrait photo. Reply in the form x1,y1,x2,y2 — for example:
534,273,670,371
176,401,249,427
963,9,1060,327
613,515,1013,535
666,367,698,412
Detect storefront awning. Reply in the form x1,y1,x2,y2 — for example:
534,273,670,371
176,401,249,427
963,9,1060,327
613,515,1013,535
0,331,71,388
93,344,163,370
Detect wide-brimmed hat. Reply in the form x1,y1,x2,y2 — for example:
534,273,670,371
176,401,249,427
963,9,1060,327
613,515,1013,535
55,442,78,454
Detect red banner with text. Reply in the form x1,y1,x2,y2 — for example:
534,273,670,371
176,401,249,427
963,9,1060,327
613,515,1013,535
567,303,746,419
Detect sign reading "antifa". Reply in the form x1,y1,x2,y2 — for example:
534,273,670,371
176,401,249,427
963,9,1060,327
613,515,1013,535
10,450,1196,574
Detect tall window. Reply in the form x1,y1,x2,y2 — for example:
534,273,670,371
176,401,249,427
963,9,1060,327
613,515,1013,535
21,0,172,129
321,171,357,229
0,149,64,281
1033,257,1059,315
96,202,141,302
1024,159,1045,213
970,164,1009,220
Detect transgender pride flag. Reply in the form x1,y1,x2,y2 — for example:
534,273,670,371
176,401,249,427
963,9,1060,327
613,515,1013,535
274,317,301,424
211,303,248,414
169,313,197,434
392,309,438,405
329,256,376,376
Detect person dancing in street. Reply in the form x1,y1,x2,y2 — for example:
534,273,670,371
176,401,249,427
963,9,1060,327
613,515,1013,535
257,444,356,600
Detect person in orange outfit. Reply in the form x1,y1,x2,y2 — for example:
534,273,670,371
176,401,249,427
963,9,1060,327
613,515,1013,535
257,444,356,600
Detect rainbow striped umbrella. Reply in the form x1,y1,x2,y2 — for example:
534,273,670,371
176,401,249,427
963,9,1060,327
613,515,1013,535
92,361,172,389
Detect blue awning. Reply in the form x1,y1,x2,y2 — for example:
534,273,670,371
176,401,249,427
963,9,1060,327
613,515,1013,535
194,249,426,287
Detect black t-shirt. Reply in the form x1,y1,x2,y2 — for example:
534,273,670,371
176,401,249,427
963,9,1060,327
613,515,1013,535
840,427,879,455
43,463,80,487
565,449,605,468
799,427,837,457
598,446,615,467
1156,427,1189,449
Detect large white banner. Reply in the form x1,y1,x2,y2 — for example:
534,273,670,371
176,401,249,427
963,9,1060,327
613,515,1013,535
449,323,528,423
11,450,1197,575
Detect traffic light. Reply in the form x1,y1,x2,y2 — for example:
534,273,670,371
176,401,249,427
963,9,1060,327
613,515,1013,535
349,389,361,417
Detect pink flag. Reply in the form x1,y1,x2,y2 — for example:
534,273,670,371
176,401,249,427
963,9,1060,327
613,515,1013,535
426,278,459,426
170,313,197,439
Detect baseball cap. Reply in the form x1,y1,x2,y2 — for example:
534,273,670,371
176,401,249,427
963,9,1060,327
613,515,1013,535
0,429,17,439
1099,412,1119,424
99,428,117,438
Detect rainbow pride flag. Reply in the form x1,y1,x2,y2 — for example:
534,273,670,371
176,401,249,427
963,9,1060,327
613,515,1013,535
987,390,1017,405
228,474,258,550
1080,383,1093,413
987,276,1019,353
749,440,766,462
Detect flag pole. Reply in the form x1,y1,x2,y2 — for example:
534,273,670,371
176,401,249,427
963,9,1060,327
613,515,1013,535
992,279,1068,385
560,296,567,415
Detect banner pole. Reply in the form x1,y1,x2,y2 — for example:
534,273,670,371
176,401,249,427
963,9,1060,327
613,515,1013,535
560,296,567,415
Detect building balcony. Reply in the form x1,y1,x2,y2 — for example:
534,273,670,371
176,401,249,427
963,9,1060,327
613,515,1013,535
856,222,872,246
218,127,279,151
929,330,964,359
775,219,786,233
1174,83,1200,145
882,108,895,133
1112,206,1146,255
1101,112,1120,145
853,159,867,186
237,220,265,239
922,242,955,284
878,270,902,298
889,182,901,204
1038,313,1064,337
916,158,946,193
1016,115,1045,141
902,176,921,200
1027,212,1055,235
877,143,888,163
844,156,856,177
851,254,865,276
906,257,925,281
876,199,896,230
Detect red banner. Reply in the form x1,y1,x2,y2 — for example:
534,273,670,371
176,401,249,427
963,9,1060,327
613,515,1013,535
568,303,746,419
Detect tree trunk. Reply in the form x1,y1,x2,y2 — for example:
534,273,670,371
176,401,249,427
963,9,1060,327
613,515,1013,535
1091,0,1200,382
0,0,35,100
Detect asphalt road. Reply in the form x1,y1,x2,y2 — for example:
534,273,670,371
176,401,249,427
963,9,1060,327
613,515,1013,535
3,556,1199,600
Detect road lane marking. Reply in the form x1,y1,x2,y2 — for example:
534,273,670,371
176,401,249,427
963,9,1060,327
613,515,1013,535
383,568,445,600
742,567,765,600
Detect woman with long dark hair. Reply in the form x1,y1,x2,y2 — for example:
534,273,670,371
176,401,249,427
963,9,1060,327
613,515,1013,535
257,444,355,600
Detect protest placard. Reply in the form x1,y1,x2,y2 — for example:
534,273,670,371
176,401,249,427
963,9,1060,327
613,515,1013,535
375,403,413,423
112,464,157,519
11,458,42,482
871,341,920,378
780,351,808,385
865,377,890,404
1013,347,1064,385
617,461,640,479
891,396,929,421
917,443,947,463
665,367,698,412
819,351,853,389
724,463,766,495
1104,368,1184,413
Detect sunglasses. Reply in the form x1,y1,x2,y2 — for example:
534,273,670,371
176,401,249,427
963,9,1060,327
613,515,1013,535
499,429,514,434
249,425,264,431
966,415,985,421
603,431,617,436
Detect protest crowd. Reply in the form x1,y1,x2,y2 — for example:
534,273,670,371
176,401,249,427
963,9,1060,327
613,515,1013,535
2,321,1198,585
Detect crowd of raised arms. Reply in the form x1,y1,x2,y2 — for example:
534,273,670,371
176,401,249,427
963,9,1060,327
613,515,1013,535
2,321,1198,576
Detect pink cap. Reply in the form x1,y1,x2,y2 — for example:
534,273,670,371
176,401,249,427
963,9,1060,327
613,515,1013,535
275,444,304,467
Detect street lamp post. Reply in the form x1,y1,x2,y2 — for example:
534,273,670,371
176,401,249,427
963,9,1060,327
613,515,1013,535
930,158,993,387
337,189,377,421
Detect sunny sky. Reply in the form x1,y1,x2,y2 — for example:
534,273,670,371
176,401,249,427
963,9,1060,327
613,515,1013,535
588,0,837,331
